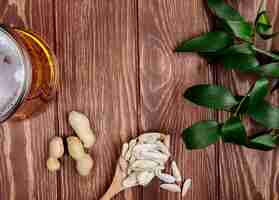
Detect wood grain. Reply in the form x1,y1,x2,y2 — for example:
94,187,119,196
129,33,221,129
0,0,57,200
138,0,218,199
55,0,139,199
218,1,279,200
1,0,279,199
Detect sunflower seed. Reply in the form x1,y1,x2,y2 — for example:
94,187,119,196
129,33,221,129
125,150,132,161
134,149,169,164
119,157,128,172
121,143,129,158
182,179,192,197
154,165,165,173
157,173,176,184
160,184,181,193
127,168,133,175
154,168,162,176
133,144,158,153
123,173,138,188
171,161,182,182
137,171,155,186
122,133,185,191
129,138,137,147
155,141,170,155
129,155,136,163
125,139,137,161
130,160,158,171
133,143,170,157
138,132,162,144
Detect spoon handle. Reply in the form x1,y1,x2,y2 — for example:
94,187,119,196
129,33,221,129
100,163,125,200
100,186,123,200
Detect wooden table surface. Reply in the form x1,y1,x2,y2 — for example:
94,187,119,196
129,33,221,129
1,0,279,199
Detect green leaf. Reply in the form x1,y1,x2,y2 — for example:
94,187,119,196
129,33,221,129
206,44,256,68
204,44,255,66
230,95,250,115
271,79,279,93
198,43,252,62
184,84,238,109
207,0,253,41
256,62,279,77
248,100,279,129
248,134,278,151
257,23,272,34
199,52,220,63
255,11,278,40
221,117,247,145
215,19,234,34
207,0,244,21
219,43,254,55
258,32,279,40
256,11,271,26
256,11,271,33
220,54,259,71
182,121,221,149
175,32,233,53
248,78,269,108
272,50,279,55
252,46,279,61
226,20,253,41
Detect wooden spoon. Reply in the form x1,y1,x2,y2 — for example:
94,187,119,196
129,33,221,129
101,134,170,199
100,158,132,200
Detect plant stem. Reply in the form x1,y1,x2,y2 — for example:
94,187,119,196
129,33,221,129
252,46,279,60
248,129,273,140
234,95,249,116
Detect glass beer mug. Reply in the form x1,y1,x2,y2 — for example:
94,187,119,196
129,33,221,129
0,25,58,123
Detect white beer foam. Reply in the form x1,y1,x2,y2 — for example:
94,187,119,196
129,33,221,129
0,30,26,118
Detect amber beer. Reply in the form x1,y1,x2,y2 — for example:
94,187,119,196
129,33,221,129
0,25,58,122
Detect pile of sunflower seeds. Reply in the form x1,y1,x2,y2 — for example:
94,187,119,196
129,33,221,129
120,133,192,197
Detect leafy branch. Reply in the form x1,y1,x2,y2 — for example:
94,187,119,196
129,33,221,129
178,0,279,150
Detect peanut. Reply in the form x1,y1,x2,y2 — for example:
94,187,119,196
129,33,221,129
171,161,182,182
69,111,96,148
76,154,94,176
47,136,64,172
67,136,85,160
67,136,94,176
47,157,61,172
49,136,64,159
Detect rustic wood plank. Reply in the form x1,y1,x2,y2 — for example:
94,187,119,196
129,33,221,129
138,0,218,199
0,0,57,200
55,0,139,199
218,1,279,200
